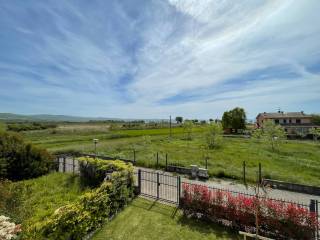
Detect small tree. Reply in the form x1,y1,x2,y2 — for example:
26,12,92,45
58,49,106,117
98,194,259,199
175,116,183,124
205,122,223,149
182,121,193,140
252,120,286,152
309,127,320,142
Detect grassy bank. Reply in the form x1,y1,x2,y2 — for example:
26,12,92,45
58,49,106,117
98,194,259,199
92,197,239,240
0,172,86,227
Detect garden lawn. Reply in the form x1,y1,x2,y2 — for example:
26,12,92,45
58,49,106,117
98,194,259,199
92,197,240,240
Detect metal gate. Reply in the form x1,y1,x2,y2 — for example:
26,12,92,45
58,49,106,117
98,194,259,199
137,169,181,204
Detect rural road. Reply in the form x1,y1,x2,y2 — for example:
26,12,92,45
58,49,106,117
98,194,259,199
135,166,320,206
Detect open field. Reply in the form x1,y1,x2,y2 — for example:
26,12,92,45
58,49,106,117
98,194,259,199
22,124,320,186
92,197,239,240
0,172,86,227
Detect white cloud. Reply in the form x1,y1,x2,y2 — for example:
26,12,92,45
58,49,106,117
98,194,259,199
0,0,319,118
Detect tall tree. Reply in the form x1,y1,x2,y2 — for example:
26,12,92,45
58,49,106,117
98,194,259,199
175,116,183,124
222,107,246,131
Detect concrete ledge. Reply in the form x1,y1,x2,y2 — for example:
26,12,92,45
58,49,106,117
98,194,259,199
263,179,320,196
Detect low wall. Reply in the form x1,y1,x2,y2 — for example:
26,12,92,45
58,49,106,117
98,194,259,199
263,179,320,196
166,165,191,174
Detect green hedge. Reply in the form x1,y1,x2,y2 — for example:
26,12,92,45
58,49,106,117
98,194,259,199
25,158,134,239
77,156,131,187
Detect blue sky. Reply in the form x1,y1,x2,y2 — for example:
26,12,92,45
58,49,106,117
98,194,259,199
0,0,320,119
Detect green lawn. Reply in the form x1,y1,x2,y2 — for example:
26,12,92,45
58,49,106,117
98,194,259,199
23,126,320,186
92,197,240,240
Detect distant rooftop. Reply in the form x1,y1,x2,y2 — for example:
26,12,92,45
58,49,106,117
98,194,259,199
257,111,311,119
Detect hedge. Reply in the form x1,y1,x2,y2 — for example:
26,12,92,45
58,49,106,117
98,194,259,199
77,156,132,187
25,158,134,239
180,183,319,240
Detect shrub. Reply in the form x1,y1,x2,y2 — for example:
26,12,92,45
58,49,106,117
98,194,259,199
0,131,53,180
180,183,319,240
0,215,21,240
33,158,134,240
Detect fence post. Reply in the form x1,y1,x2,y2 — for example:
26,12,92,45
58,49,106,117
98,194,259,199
157,172,160,199
177,176,181,205
310,199,318,240
165,153,168,171
205,157,208,169
63,157,66,173
316,200,319,240
138,169,141,194
133,150,136,163
259,162,262,184
243,161,246,185
72,157,75,174
56,157,59,172
156,152,159,168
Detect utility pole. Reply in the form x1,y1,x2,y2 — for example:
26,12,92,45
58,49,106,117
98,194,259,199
169,115,172,139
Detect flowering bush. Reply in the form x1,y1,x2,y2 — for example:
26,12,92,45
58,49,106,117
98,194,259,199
180,183,319,240
0,215,21,240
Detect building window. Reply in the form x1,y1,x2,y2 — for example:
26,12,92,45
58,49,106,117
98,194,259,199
289,119,292,123
283,119,287,124
275,119,279,124
296,119,301,124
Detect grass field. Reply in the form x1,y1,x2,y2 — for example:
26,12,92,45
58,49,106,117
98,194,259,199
92,197,240,240
0,172,86,227
22,124,320,186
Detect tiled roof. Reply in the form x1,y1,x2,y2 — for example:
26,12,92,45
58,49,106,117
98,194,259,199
257,112,311,119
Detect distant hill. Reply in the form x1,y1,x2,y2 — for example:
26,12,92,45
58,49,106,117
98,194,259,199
0,113,122,122
0,113,168,123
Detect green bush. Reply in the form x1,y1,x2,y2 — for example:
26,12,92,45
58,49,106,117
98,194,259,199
33,158,134,240
0,131,53,180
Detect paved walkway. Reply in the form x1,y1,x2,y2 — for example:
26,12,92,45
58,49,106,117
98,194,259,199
136,166,320,206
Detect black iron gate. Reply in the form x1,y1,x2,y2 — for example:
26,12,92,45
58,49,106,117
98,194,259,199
137,169,181,204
